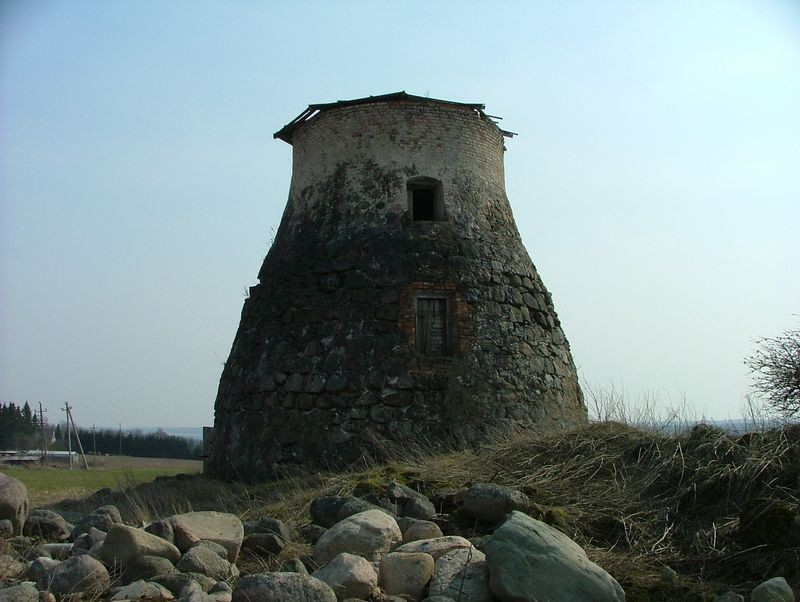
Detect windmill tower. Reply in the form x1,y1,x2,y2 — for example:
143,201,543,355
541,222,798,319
207,92,586,480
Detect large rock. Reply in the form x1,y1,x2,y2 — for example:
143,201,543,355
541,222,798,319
403,520,443,543
0,583,39,602
395,536,475,560
383,482,437,520
73,526,107,553
0,473,28,535
485,511,625,602
242,533,285,556
314,509,401,564
428,547,491,602
232,572,336,602
311,552,377,600
177,545,234,580
48,554,111,599
72,504,122,539
0,554,24,581
251,516,294,542
152,572,217,595
463,483,529,524
23,509,71,541
751,577,795,602
124,554,178,582
379,551,435,601
25,555,60,588
100,524,182,566
167,512,243,563
310,496,384,528
110,579,175,601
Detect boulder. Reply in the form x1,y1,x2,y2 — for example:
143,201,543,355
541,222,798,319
405,497,437,520
463,483,529,524
428,547,491,602
485,511,625,602
310,496,384,527
145,519,175,543
232,572,336,602
25,555,59,588
383,482,437,520
72,504,122,539
311,497,351,528
0,583,39,602
110,579,175,600
194,540,229,559
242,533,285,556
152,572,217,595
48,554,111,599
100,524,182,566
395,536,475,560
300,524,327,544
251,517,294,542
311,552,378,600
73,526,107,552
23,509,70,541
167,512,243,563
124,554,178,582
0,473,28,535
379,551,435,601
314,509,401,564
281,558,309,575
403,520,443,543
751,577,795,602
177,546,233,581
0,554,24,581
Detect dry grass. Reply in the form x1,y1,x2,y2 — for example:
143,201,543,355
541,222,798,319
34,413,799,601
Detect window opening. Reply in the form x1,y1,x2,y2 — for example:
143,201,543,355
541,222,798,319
407,178,444,222
416,297,449,355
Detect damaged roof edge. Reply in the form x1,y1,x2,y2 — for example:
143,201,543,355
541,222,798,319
273,91,515,143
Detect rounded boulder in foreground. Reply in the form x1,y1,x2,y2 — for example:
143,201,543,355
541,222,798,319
232,572,336,602
485,511,625,602
0,473,28,536
313,509,401,564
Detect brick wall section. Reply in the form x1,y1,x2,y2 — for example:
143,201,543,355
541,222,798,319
207,97,586,480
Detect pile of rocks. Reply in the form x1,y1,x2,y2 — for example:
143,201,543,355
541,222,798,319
1,473,796,601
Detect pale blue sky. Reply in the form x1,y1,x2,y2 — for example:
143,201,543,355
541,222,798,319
1,1,798,427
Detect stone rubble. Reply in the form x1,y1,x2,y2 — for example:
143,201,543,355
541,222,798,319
1,476,796,601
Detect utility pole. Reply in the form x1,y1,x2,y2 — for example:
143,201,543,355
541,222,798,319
65,404,89,470
92,424,97,467
64,402,73,470
38,402,47,465
119,424,122,456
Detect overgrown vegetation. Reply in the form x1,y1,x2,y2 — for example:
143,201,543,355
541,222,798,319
64,417,797,601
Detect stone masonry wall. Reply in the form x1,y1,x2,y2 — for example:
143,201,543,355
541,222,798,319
208,98,586,481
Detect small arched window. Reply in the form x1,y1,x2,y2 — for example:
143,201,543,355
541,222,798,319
407,177,445,222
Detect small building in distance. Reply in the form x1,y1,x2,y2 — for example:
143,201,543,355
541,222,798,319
207,92,587,480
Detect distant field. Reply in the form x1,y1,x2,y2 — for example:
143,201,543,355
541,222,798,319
1,456,201,507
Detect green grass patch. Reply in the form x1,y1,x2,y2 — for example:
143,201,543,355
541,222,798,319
1,467,198,507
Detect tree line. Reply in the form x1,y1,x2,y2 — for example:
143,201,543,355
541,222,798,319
54,426,202,459
0,401,201,459
0,401,40,449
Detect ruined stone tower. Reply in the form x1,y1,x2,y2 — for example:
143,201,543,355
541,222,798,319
207,92,586,480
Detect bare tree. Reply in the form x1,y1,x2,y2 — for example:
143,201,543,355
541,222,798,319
745,326,800,418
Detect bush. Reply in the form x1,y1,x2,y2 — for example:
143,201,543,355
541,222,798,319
745,326,800,418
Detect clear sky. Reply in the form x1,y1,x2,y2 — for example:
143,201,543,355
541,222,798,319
1,1,798,428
